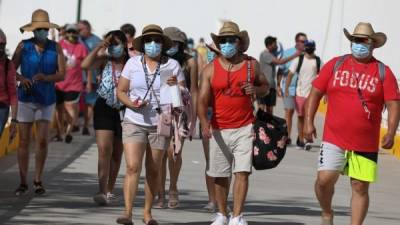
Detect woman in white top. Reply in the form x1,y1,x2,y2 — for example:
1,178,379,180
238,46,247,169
116,24,185,225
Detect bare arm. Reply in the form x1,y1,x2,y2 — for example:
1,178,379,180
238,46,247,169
188,57,199,120
271,51,300,65
381,100,400,149
11,42,24,81
117,76,139,109
253,60,269,97
285,70,294,97
81,41,107,70
304,87,324,141
197,63,213,138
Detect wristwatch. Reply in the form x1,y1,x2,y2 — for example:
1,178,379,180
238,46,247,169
11,118,18,123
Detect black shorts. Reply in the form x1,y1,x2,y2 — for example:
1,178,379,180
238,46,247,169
93,97,122,138
257,88,276,106
56,89,81,105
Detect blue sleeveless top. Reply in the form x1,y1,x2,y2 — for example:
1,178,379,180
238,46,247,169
19,38,58,105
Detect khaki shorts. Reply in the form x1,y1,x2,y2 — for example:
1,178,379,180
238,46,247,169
207,123,253,177
122,120,170,150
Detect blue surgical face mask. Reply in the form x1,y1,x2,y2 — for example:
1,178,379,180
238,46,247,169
351,42,371,59
108,44,124,58
187,43,194,49
207,50,216,62
166,45,179,56
144,41,162,58
219,42,238,59
33,29,49,42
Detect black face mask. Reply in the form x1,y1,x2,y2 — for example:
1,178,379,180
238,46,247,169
305,48,315,54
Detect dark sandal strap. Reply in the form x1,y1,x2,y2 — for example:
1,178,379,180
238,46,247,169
16,184,28,192
33,181,46,195
116,217,133,225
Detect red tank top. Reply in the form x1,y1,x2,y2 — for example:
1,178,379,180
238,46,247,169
211,58,255,129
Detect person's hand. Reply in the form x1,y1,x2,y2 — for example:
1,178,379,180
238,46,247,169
304,121,317,142
20,78,33,89
381,133,395,149
9,121,17,143
276,86,283,98
86,82,93,93
33,73,47,82
285,88,289,97
167,75,178,86
99,35,112,49
201,121,212,139
241,82,255,95
131,98,148,109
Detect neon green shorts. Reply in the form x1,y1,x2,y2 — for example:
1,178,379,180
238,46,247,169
318,142,378,183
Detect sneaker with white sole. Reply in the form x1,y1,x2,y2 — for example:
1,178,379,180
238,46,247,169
211,213,228,225
228,214,248,225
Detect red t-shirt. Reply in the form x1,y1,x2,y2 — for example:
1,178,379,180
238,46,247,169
313,55,400,152
211,58,255,129
56,39,88,92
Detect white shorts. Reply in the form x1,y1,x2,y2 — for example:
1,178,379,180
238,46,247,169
318,142,347,171
17,101,55,123
207,124,253,177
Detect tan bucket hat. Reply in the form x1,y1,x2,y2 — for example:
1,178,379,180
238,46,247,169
132,24,173,53
211,21,250,52
163,27,187,43
20,9,59,33
344,22,387,48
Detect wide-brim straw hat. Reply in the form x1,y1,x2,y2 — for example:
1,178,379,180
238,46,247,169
20,9,59,33
344,22,387,48
211,21,250,52
163,27,187,43
133,24,173,53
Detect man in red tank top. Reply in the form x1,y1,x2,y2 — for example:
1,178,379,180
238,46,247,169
198,21,268,225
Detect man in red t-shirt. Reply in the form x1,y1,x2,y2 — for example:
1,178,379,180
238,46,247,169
198,21,268,225
304,22,400,225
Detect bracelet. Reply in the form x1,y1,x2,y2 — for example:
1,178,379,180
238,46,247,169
11,118,18,123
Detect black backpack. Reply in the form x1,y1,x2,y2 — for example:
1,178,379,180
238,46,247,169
296,54,321,74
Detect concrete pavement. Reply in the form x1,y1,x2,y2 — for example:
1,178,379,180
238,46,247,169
0,103,399,225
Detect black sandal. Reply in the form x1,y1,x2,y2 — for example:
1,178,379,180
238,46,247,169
116,216,133,225
15,184,28,196
33,181,46,195
143,219,158,225
51,135,63,142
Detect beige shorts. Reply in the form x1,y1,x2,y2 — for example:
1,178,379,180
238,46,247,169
207,123,253,177
122,120,170,150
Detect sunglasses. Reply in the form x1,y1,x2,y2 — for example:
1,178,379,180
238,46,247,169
352,37,372,44
219,36,239,44
66,29,78,34
143,36,163,44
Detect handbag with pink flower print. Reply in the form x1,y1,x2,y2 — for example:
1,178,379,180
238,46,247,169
252,109,288,170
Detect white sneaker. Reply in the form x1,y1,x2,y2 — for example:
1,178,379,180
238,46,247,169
211,213,228,225
228,214,248,225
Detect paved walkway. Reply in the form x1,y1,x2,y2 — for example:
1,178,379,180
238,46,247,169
0,103,399,225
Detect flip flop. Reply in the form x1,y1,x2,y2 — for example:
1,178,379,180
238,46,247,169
116,216,133,225
33,181,46,195
168,191,179,209
143,219,158,225
153,196,165,209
